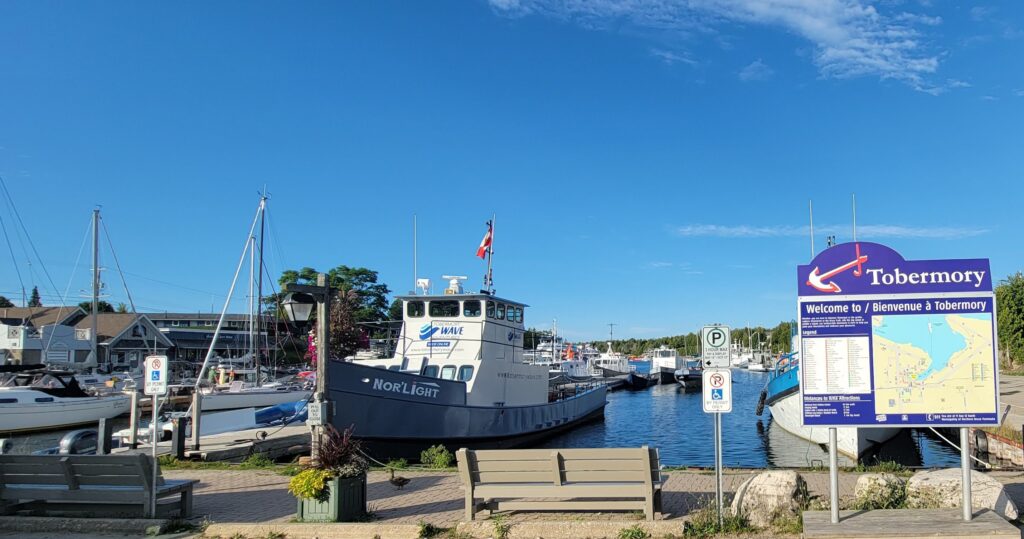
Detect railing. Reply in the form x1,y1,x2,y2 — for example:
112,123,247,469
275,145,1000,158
772,352,798,377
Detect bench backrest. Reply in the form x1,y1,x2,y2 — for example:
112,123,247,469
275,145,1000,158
0,453,160,491
457,447,661,487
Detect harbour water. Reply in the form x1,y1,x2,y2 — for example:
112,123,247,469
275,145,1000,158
4,369,964,467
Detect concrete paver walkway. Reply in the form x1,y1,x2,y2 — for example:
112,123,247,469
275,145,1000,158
163,468,1024,528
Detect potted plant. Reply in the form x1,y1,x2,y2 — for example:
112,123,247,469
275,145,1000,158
288,425,369,522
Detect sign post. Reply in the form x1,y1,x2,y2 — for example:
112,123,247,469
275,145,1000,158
144,355,168,519
703,365,732,528
796,242,998,524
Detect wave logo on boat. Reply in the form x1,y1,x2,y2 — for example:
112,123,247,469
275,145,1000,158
372,378,441,399
419,324,439,340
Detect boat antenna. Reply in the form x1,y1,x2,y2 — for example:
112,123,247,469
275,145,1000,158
487,215,495,294
808,200,815,259
412,214,418,294
851,193,857,242
608,323,615,342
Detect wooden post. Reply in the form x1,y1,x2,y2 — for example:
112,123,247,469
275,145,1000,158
97,417,112,455
171,418,187,459
190,391,202,451
128,390,140,449
312,273,329,467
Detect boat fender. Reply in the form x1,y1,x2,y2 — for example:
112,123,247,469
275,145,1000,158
754,388,767,416
972,429,989,456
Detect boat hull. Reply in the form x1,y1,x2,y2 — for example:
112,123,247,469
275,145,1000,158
768,392,900,459
623,372,655,391
200,389,312,411
655,367,676,384
327,361,608,460
0,393,131,434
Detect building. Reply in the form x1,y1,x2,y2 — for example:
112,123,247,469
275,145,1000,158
146,312,281,362
72,314,173,373
0,306,92,367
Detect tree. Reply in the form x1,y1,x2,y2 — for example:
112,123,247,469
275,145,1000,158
306,289,367,362
0,296,14,308
116,302,129,313
388,298,403,321
997,273,1024,367
278,265,392,323
78,301,115,313
28,286,41,307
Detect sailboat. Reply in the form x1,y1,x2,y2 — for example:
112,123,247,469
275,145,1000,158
193,195,311,411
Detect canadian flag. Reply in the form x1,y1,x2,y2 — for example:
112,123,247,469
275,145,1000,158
476,222,493,259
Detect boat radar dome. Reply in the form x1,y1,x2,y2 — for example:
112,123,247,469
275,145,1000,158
441,275,468,295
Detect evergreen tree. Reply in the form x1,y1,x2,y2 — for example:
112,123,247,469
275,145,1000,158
28,286,42,307
0,296,14,308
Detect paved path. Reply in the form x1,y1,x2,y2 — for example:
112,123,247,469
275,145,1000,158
164,468,1024,528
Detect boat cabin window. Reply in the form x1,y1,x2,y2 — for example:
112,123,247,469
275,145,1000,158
422,365,439,378
509,306,522,323
457,365,474,382
496,303,506,320
387,365,401,371
486,301,495,318
429,300,459,318
406,301,425,318
440,365,457,380
463,300,482,317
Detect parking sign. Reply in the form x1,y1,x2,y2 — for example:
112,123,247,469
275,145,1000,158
144,355,168,396
702,368,732,413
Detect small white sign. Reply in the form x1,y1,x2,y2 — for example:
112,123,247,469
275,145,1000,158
308,401,326,426
144,355,168,396
702,325,731,368
702,368,732,413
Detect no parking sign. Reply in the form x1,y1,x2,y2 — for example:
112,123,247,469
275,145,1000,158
702,368,732,413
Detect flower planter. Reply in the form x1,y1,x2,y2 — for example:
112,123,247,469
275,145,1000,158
296,474,367,522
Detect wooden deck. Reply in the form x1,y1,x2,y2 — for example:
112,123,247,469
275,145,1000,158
803,509,1021,539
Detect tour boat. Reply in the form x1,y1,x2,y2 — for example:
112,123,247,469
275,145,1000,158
644,345,685,384
0,370,131,433
328,277,607,459
589,342,631,377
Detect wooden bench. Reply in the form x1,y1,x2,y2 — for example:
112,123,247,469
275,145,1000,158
456,446,663,521
0,453,197,518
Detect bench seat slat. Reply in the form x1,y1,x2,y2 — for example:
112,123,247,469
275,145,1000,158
493,500,647,512
475,483,650,498
473,471,552,483
471,448,650,461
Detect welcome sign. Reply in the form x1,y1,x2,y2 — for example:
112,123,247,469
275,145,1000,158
797,242,999,427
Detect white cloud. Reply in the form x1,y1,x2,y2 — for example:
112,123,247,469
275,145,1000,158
982,95,998,101
648,261,675,268
651,48,698,66
673,223,989,239
1014,89,1024,97
488,0,943,90
739,59,774,81
970,6,995,22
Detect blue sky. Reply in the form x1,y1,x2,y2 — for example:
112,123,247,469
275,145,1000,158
0,1,1021,341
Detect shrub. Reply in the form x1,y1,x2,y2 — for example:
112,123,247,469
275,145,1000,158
387,458,409,470
420,444,453,469
319,425,369,478
240,453,274,469
682,498,754,538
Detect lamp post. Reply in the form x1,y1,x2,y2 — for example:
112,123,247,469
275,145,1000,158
282,273,332,466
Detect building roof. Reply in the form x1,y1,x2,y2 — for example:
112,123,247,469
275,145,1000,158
74,313,173,346
145,312,276,322
0,306,85,328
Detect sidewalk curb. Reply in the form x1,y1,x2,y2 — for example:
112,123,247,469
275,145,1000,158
203,522,423,539
0,516,169,535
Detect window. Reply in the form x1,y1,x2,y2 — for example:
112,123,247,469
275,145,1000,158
440,365,457,380
387,365,401,371
486,301,495,318
406,301,425,318
463,300,482,317
509,306,521,323
457,365,474,381
496,303,506,320
429,300,459,318
422,365,440,378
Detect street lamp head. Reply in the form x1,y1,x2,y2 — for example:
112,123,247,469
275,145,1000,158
282,292,316,323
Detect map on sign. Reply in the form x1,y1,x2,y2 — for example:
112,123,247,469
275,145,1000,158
872,313,995,415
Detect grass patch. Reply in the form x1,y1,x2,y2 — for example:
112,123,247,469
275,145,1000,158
418,520,444,538
682,498,757,538
617,523,651,539
491,514,512,539
981,424,1024,445
846,460,909,476
239,453,275,469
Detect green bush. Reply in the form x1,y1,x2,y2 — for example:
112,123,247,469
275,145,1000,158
288,468,332,502
240,453,275,469
682,499,754,538
387,458,409,470
420,444,453,469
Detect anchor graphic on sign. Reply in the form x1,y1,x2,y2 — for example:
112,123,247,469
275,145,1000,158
806,243,868,293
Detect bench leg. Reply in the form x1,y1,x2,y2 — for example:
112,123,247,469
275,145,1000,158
645,494,655,521
181,488,193,518
465,489,475,521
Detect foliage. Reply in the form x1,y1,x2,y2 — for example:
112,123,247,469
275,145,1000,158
0,295,13,308
28,286,41,307
682,498,755,538
599,322,793,357
277,265,392,323
997,273,1024,367
491,514,512,539
240,453,275,469
389,297,403,320
78,300,115,313
616,523,650,539
316,424,369,477
850,460,908,475
849,479,907,511
420,444,454,468
387,458,409,470
116,302,128,313
417,520,444,538
288,468,332,502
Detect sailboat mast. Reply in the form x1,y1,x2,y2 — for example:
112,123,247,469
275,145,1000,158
248,235,255,367
255,195,266,387
486,214,495,294
91,208,100,370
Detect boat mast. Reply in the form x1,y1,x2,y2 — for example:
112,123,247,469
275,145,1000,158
91,208,100,371
486,215,495,294
413,214,417,294
255,194,266,387
248,234,255,372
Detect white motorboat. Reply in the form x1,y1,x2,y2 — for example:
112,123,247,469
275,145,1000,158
589,341,630,377
644,345,685,384
0,370,131,433
199,381,311,411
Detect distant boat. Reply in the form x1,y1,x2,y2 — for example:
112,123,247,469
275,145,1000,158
624,371,656,391
674,359,703,389
590,341,630,377
644,345,686,384
0,369,130,434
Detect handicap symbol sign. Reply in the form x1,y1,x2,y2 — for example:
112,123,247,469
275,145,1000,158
151,371,161,381
711,388,723,400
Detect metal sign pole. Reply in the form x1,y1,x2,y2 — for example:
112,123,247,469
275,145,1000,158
829,427,839,524
715,412,723,528
961,427,972,521
151,394,159,519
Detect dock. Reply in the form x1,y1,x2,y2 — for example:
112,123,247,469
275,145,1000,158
113,424,310,462
803,508,1019,539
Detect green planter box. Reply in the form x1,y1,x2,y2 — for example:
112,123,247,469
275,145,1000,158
296,474,367,522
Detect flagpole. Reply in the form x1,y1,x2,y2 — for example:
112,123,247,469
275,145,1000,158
487,214,495,294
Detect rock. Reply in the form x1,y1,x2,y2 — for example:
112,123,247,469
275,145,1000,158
906,468,1018,520
729,470,808,528
852,473,906,509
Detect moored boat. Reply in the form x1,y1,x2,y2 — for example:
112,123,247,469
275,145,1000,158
0,369,131,434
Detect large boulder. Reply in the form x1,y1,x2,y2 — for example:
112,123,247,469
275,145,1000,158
852,473,907,509
906,468,1018,520
729,470,808,528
